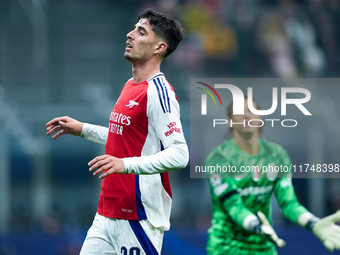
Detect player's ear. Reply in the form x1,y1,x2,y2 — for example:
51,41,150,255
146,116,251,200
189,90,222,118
154,42,167,56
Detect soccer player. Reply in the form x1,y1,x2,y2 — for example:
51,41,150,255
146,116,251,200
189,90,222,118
206,98,340,254
46,9,188,255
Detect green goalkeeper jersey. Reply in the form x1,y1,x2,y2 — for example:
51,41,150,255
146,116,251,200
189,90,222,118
206,138,308,255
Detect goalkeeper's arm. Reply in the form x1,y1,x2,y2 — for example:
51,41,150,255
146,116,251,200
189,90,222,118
298,211,340,252
244,212,286,248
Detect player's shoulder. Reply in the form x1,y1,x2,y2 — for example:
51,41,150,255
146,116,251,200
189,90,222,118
125,77,134,85
260,139,289,157
260,139,286,150
147,73,174,90
218,138,235,151
206,139,234,163
146,73,178,112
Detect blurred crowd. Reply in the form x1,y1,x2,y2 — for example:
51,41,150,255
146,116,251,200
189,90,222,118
143,0,340,78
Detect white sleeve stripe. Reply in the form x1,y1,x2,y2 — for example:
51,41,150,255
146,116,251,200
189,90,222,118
153,77,171,113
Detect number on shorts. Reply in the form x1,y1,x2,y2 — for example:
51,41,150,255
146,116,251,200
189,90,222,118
121,246,140,255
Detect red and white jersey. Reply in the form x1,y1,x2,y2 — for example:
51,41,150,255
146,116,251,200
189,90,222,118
93,73,188,230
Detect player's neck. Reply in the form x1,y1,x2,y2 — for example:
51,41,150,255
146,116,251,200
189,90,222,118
131,59,161,84
234,132,259,155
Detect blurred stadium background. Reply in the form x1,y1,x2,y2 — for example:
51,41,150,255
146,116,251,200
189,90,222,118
1,0,340,254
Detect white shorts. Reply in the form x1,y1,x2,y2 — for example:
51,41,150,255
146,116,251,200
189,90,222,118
79,213,164,255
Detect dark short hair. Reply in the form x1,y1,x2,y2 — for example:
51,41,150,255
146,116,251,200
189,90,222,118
138,9,184,58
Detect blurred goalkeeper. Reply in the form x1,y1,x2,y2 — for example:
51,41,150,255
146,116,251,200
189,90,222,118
206,97,340,255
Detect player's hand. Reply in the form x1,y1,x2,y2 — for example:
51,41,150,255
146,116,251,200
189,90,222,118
88,155,125,178
46,116,83,139
312,210,340,252
257,211,286,248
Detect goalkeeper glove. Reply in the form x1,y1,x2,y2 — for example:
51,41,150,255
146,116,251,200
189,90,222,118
311,210,340,252
247,212,286,248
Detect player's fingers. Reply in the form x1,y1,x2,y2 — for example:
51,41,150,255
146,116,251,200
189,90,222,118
274,238,286,248
46,125,55,132
98,170,111,179
58,121,73,131
93,164,117,178
46,119,59,127
335,240,340,251
89,156,112,172
46,125,62,135
334,224,340,231
257,212,270,225
88,155,107,168
333,226,340,237
323,240,334,252
51,130,66,139
89,162,105,173
92,168,105,176
47,121,73,136
94,159,111,172
46,116,68,126
98,166,121,179
266,234,285,248
327,235,340,250
46,126,60,134
269,232,285,247
326,210,340,224
333,240,340,250
58,120,69,127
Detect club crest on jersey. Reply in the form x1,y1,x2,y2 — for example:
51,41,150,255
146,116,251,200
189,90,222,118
126,100,139,108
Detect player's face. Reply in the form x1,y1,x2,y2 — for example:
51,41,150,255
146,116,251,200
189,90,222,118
231,99,261,136
124,18,160,62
